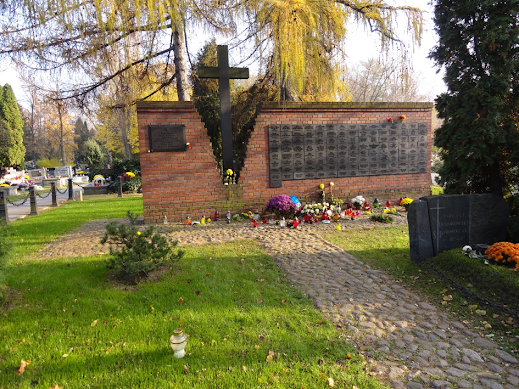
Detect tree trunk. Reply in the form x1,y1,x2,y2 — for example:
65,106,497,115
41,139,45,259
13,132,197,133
173,25,190,102
57,102,65,165
118,107,131,160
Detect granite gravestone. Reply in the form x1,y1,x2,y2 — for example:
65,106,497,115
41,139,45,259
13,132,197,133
408,194,509,263
268,123,427,188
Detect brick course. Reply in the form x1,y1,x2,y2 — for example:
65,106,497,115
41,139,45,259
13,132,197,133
137,101,434,224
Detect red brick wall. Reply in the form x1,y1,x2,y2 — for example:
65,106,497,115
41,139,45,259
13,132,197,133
137,101,434,223
137,102,226,224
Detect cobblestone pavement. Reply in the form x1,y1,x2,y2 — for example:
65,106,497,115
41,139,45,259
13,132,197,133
37,219,519,389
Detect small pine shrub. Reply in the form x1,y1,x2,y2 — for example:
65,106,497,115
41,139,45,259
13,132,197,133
101,213,184,283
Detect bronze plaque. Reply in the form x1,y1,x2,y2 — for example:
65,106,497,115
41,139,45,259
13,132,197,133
148,125,186,152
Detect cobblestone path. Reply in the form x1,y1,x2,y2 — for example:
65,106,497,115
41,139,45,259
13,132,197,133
37,221,519,389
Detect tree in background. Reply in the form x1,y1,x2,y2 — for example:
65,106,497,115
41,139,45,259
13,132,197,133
0,84,25,174
191,41,223,164
341,58,430,102
85,139,105,171
430,0,519,197
20,84,46,165
43,95,77,165
73,118,94,165
0,0,423,105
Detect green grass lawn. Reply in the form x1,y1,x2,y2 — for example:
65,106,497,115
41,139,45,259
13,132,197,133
323,226,519,353
1,197,387,389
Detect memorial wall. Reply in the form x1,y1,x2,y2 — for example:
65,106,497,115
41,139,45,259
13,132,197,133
268,123,428,188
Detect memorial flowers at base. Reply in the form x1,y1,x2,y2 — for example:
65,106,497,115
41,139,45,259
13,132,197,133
351,195,365,210
265,194,297,219
400,197,413,210
224,169,234,184
319,183,325,202
485,242,519,269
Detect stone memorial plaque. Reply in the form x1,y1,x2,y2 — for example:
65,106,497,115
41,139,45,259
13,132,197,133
267,122,429,187
148,125,186,152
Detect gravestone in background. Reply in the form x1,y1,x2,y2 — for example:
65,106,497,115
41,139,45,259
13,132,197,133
408,194,509,263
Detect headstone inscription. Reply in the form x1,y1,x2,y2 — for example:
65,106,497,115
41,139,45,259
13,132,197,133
268,123,428,188
54,165,73,178
408,194,509,263
148,125,186,152
197,45,249,174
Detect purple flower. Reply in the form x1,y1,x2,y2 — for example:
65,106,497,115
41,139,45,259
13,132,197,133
265,195,297,218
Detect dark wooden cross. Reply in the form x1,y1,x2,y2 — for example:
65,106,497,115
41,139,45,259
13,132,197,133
197,45,249,174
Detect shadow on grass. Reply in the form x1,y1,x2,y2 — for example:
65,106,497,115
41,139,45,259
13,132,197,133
1,240,387,389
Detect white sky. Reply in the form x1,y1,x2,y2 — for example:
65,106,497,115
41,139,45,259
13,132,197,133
0,0,445,108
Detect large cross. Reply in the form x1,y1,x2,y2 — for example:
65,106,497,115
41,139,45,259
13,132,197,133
197,45,249,174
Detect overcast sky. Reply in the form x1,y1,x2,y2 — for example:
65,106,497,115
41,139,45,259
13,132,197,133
0,0,445,107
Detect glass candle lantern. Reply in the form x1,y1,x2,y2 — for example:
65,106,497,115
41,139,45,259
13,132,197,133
170,328,188,358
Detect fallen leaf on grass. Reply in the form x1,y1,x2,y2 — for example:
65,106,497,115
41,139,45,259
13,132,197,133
183,365,189,374
346,353,352,359
257,299,263,304
178,297,184,305
443,295,453,301
15,360,28,374
318,359,324,365
49,385,62,389
259,335,265,341
327,377,334,387
150,305,155,313
242,366,248,371
90,319,98,327
440,288,448,294
266,355,273,362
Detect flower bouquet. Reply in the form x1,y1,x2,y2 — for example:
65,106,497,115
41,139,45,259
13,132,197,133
351,195,365,210
224,169,234,185
400,197,413,210
265,194,297,219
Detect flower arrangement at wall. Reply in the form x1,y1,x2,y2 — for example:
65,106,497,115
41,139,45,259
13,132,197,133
319,183,325,202
351,195,365,210
400,197,413,210
224,169,234,185
485,242,519,269
185,142,191,151
265,194,297,219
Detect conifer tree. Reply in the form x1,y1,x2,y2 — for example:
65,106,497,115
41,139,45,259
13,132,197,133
430,0,519,196
0,84,25,173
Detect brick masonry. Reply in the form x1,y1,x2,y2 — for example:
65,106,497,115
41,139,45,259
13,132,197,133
137,101,434,224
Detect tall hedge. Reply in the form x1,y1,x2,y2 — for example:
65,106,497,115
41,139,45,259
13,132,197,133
0,84,25,171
